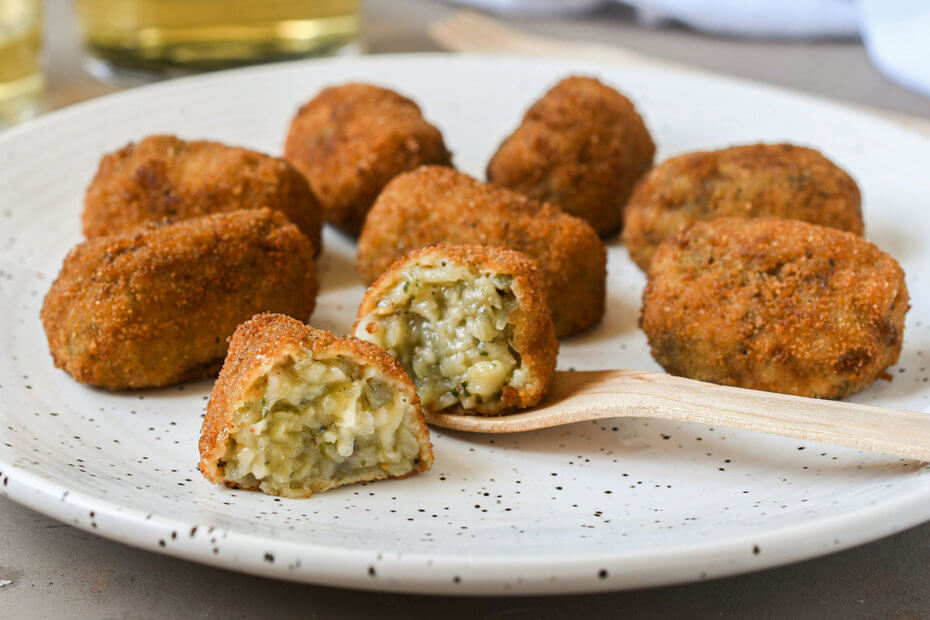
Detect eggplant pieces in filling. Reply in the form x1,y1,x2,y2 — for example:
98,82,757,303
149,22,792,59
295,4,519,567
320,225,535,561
355,245,558,415
199,314,433,498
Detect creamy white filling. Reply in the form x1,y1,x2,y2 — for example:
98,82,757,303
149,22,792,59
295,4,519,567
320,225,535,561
222,354,422,497
356,263,527,410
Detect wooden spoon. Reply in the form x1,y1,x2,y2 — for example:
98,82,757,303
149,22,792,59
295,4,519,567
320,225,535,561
423,370,930,461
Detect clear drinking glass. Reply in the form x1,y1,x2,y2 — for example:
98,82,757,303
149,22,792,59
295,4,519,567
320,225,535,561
73,0,360,83
0,0,43,126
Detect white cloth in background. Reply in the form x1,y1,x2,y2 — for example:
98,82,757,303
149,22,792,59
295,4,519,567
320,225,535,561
451,0,603,15
623,0,858,38
860,0,930,98
447,0,930,98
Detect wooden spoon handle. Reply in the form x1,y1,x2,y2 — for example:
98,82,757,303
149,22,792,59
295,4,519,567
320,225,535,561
425,370,930,461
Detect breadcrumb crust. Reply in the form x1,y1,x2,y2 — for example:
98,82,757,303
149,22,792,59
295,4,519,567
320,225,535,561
284,83,452,235
488,75,655,236
41,209,318,390
641,217,908,398
623,143,863,270
198,313,434,496
83,134,323,254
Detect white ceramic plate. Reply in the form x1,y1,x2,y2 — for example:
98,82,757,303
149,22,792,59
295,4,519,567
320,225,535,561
2,55,930,596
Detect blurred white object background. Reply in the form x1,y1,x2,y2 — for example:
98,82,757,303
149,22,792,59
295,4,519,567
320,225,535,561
447,0,930,97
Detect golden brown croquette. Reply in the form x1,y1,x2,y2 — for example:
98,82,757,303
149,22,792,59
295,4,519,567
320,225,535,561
622,143,863,270
41,209,318,390
357,166,606,338
283,83,452,235
198,313,433,498
641,217,908,399
487,76,655,236
354,244,558,415
82,135,323,254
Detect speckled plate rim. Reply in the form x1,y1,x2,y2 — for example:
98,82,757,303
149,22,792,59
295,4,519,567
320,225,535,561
1,53,930,596
3,442,930,595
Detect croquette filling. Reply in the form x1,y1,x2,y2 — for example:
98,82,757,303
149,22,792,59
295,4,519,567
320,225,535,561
220,353,423,498
356,263,527,411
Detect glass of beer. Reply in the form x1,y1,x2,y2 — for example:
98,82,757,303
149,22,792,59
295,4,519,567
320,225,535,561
73,0,360,83
0,0,43,126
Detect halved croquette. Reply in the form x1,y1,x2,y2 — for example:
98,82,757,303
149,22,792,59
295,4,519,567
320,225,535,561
354,244,558,415
199,313,433,498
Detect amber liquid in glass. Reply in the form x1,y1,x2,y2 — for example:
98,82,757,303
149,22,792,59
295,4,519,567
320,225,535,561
73,0,359,78
0,0,43,125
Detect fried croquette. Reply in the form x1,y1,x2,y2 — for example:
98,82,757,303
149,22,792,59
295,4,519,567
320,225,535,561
622,143,863,270
487,76,655,236
283,83,452,235
82,135,323,253
641,217,908,399
357,166,606,338
198,313,433,498
354,245,558,415
41,209,318,390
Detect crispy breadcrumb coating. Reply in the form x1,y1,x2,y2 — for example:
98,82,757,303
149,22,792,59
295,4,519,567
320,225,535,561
622,143,863,270
641,217,908,398
284,83,452,235
41,209,318,390
199,313,433,497
357,166,606,338
83,135,323,254
487,76,654,236
354,244,558,415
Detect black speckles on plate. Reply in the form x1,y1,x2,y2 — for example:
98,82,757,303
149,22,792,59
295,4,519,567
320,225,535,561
1,63,930,594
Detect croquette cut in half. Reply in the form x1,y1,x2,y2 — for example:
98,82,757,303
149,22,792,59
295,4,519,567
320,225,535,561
354,245,558,415
622,143,863,271
487,76,655,236
284,82,452,235
199,313,433,498
357,166,606,338
641,217,908,399
83,135,323,254
41,208,318,390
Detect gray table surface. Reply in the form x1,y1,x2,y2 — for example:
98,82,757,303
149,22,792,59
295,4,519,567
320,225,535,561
3,1,930,618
